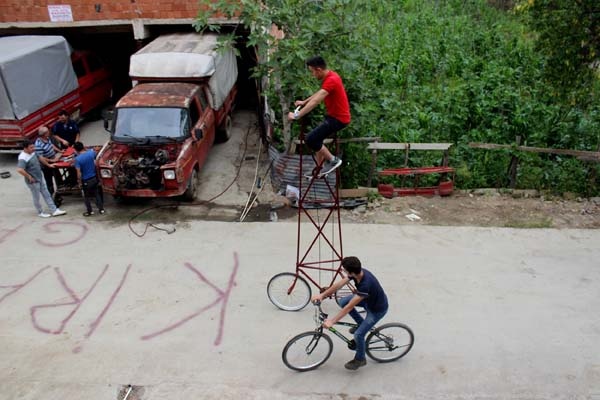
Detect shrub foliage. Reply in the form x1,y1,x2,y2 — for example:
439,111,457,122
197,0,600,195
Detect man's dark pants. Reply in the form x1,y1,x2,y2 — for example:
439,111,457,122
82,176,104,213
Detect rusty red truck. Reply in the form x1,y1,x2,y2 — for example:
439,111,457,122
0,36,112,151
97,33,238,200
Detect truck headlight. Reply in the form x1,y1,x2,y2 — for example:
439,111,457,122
100,169,112,178
163,170,176,180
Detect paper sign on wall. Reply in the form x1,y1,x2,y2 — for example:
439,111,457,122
48,5,73,22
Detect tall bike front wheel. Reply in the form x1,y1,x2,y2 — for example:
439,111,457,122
267,272,311,311
366,323,414,362
282,331,333,371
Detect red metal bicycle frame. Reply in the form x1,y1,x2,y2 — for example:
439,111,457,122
288,131,346,296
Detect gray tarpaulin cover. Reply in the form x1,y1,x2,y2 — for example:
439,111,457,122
129,33,238,111
0,36,78,120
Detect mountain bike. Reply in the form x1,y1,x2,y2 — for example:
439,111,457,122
282,301,414,371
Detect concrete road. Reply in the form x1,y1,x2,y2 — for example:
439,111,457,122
1,115,600,399
1,220,599,398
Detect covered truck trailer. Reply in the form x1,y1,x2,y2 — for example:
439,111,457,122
0,36,112,151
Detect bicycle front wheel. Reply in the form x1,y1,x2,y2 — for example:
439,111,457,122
366,323,414,362
282,331,333,372
267,272,311,311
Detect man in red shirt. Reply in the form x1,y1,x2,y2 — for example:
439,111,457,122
288,56,351,177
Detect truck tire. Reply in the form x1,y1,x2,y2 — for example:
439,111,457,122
182,169,198,201
215,114,232,143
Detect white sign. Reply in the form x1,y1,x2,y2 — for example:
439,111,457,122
48,5,73,22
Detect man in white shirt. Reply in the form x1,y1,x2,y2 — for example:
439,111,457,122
16,140,66,218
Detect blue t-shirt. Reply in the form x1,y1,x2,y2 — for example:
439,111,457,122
352,269,388,313
74,150,97,181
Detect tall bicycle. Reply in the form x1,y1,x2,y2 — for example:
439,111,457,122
282,301,414,371
267,131,350,311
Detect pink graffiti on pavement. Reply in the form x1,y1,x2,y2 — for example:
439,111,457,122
35,221,88,247
84,263,132,339
0,222,25,245
73,264,132,353
29,265,109,334
0,266,50,304
141,252,239,345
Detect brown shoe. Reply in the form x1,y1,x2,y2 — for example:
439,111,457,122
344,358,367,370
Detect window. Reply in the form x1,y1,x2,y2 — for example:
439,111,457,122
114,107,188,139
198,90,209,111
190,100,200,127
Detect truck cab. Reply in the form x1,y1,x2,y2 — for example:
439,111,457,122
71,50,113,117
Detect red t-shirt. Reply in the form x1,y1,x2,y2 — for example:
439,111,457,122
321,70,351,124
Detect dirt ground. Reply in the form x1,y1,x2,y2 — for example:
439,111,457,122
263,188,600,229
338,190,600,228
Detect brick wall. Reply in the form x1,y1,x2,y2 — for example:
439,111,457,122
0,0,209,23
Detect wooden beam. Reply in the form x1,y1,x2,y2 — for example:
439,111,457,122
290,136,381,154
367,143,453,151
293,136,381,145
469,142,600,160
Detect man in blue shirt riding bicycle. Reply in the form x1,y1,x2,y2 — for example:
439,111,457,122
311,256,389,370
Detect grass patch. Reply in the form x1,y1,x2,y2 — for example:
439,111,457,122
503,218,553,228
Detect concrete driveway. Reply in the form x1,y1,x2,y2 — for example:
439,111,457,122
0,114,599,399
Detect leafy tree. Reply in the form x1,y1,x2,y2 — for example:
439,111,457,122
516,0,600,96
195,0,600,195
195,0,375,151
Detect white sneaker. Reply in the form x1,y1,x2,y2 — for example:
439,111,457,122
38,212,51,218
319,157,342,177
52,209,67,217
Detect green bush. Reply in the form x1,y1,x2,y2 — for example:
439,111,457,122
197,0,600,195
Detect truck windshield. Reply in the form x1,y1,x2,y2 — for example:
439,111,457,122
113,107,189,140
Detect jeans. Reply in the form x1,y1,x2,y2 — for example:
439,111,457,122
82,176,104,212
26,179,57,214
338,295,388,361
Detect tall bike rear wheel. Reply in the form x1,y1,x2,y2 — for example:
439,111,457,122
282,331,333,371
267,272,311,311
366,323,414,362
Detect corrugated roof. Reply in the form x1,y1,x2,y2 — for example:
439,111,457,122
269,145,339,202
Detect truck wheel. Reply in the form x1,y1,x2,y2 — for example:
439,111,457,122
182,169,198,201
216,114,232,143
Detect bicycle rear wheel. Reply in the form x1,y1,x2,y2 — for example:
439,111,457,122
267,272,311,311
366,323,414,362
282,331,333,371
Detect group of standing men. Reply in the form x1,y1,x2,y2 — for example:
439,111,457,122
16,110,104,218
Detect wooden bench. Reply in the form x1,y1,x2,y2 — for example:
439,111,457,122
367,142,455,197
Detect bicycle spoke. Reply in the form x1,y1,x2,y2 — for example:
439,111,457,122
282,332,333,371
366,323,414,362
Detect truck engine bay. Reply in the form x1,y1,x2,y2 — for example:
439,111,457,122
104,145,179,190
